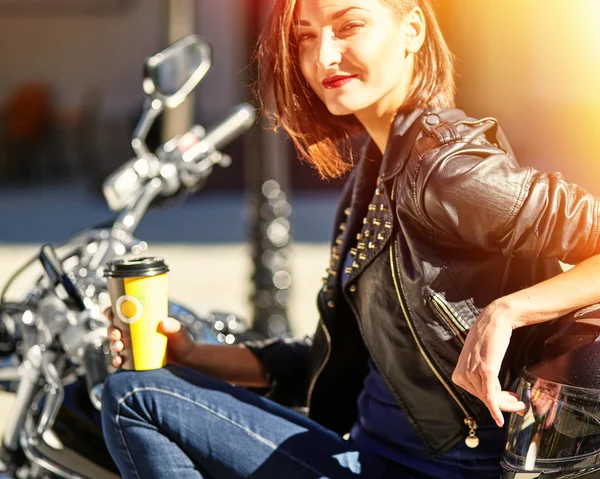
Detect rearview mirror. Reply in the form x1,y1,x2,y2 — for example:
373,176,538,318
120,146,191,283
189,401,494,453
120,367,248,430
143,35,211,109
131,35,211,160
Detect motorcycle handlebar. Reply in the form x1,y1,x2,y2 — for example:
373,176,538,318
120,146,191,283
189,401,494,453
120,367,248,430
39,243,86,311
104,103,256,212
176,103,257,166
103,103,257,235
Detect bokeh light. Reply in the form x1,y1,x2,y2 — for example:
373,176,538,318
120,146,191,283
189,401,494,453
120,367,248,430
439,0,600,194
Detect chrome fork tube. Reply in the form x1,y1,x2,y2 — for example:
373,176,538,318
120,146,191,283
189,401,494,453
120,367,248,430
36,352,62,437
2,345,43,451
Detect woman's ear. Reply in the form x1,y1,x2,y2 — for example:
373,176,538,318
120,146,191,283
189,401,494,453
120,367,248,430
405,7,426,54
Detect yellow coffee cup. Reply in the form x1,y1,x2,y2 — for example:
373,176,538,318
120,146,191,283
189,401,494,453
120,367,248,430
104,257,169,371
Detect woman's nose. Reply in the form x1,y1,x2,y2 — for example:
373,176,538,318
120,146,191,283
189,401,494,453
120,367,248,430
317,35,341,69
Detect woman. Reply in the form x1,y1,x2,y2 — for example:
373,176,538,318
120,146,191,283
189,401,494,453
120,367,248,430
101,0,600,477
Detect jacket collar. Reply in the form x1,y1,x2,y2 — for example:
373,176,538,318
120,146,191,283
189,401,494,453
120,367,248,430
341,108,425,248
378,108,425,181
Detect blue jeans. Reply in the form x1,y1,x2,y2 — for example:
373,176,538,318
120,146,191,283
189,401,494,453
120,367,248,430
101,365,439,479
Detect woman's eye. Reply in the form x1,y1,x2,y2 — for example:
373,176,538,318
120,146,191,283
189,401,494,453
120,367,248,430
297,32,315,43
341,21,365,32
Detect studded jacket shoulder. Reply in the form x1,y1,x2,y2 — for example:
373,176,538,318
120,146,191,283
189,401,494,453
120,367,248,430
244,108,600,454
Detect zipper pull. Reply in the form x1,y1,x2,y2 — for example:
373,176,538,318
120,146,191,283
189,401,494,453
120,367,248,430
464,417,479,448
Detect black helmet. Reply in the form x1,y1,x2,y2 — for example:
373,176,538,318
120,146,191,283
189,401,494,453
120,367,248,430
501,304,600,479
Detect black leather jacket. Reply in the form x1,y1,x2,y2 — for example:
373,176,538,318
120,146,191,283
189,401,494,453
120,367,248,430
245,108,600,455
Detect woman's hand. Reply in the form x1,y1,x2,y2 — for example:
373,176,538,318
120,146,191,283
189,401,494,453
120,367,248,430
452,300,526,427
106,309,196,368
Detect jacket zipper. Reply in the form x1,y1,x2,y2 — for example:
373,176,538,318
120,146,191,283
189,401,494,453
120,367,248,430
389,179,479,448
390,241,479,448
306,319,332,410
429,294,467,344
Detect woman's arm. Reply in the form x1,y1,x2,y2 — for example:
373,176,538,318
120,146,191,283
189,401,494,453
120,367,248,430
503,254,600,328
453,254,600,428
420,133,600,426
109,316,270,388
159,316,313,404
177,343,270,388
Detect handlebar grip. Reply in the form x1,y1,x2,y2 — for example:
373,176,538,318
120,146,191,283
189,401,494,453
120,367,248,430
180,103,257,164
39,243,86,311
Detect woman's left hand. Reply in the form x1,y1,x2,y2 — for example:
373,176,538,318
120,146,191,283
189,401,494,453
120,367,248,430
452,301,526,428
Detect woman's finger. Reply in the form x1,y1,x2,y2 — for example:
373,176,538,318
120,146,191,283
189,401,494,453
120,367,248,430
112,355,123,368
484,377,505,427
108,326,121,341
110,340,124,353
496,391,526,413
503,394,522,404
487,397,505,428
158,317,182,334
506,390,521,400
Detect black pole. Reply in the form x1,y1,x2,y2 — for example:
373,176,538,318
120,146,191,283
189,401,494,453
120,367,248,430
244,0,293,338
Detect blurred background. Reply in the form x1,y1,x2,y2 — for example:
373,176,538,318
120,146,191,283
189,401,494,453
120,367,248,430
0,0,599,337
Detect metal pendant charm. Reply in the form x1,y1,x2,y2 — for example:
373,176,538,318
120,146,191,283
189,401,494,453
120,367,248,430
465,433,480,448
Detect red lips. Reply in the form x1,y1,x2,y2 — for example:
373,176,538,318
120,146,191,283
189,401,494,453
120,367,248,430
322,75,357,89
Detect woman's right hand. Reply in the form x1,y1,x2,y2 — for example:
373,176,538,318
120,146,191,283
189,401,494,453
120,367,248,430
105,309,196,368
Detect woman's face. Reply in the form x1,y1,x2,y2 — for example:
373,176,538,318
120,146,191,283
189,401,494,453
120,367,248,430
296,0,418,119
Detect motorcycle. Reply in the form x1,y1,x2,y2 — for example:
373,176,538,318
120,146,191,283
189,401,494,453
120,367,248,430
0,35,258,478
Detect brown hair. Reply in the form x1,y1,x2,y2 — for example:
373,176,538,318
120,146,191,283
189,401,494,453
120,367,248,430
255,0,455,179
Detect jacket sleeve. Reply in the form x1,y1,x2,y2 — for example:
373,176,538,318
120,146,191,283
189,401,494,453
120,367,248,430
422,149,600,264
242,335,312,407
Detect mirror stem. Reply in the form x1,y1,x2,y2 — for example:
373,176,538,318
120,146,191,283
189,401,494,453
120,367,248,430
132,97,164,159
